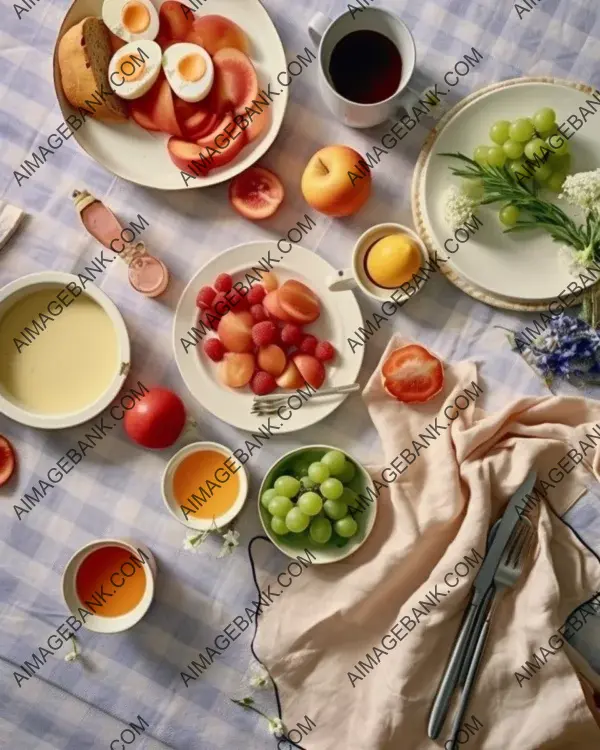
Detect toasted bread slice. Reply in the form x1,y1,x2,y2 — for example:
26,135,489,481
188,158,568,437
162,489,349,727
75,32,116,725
58,17,128,122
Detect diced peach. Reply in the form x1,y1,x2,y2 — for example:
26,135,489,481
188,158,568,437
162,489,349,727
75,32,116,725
293,354,325,389
276,361,305,390
219,352,255,388
186,14,250,56
217,311,254,353
257,345,286,377
159,1,194,43
263,290,295,322
262,272,278,292
212,48,258,114
278,280,321,324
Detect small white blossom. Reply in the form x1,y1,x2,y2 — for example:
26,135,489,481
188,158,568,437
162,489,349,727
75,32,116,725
249,664,270,690
268,717,285,737
444,185,479,230
64,637,79,662
217,529,240,558
183,529,210,552
559,169,600,211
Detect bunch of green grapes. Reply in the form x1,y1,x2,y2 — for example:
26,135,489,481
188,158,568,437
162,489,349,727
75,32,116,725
464,108,572,227
261,450,361,544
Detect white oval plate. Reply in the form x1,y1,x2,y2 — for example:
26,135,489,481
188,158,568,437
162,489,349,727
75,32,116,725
173,242,364,433
53,0,288,190
420,80,599,301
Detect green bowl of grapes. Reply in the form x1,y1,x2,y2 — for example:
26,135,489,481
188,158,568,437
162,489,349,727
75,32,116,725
258,445,377,564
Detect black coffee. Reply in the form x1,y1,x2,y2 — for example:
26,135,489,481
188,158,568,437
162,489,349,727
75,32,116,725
328,30,402,105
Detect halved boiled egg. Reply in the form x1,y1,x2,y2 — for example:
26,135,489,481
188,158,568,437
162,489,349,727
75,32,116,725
102,0,159,42
108,40,162,100
162,42,214,103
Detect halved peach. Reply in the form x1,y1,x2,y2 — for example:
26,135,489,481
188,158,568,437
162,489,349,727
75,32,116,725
257,345,286,377
279,280,321,324
213,48,258,114
263,290,295,322
276,361,305,390
186,14,250,56
219,352,255,388
217,311,254,353
159,0,194,43
293,354,325,389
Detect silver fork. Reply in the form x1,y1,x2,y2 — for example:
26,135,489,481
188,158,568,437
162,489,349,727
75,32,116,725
251,383,360,417
445,519,536,749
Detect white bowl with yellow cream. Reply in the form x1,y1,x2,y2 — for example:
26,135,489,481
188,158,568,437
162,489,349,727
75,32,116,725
0,272,130,429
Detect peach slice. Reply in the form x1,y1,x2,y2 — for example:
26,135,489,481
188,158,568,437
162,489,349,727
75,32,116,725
217,311,254,353
159,1,194,43
167,136,204,175
244,103,270,143
194,113,247,174
276,361,305,390
263,290,295,322
213,48,259,114
257,345,286,377
262,272,278,292
278,280,321,324
293,354,325,389
149,74,183,137
219,352,255,388
186,14,250,56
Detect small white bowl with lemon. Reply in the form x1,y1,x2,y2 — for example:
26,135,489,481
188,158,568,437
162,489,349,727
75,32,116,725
327,222,429,302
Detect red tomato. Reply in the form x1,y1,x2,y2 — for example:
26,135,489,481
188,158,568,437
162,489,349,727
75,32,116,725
0,435,16,486
123,388,186,449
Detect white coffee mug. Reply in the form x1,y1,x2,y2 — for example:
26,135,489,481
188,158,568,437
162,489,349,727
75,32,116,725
309,8,440,129
327,223,429,302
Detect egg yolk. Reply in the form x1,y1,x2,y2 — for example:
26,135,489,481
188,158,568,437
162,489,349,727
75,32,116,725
116,53,146,81
177,54,206,82
121,1,150,33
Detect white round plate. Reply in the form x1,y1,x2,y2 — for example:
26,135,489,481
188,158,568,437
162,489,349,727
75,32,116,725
419,80,598,302
53,0,288,190
173,242,364,433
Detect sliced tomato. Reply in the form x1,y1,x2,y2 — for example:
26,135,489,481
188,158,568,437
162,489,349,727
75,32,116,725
0,436,16,486
229,166,284,220
381,344,444,403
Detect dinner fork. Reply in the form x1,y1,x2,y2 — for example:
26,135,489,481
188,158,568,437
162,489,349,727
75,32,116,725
445,519,536,749
251,383,359,416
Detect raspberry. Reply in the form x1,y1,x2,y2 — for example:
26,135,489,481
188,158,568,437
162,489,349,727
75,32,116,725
252,320,278,347
247,285,266,305
315,341,335,362
299,334,317,354
203,338,225,361
251,370,277,395
227,287,249,310
281,323,303,347
212,292,231,319
196,286,216,309
214,273,233,293
250,304,268,323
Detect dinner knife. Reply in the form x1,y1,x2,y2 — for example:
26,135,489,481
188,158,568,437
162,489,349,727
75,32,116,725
427,469,536,739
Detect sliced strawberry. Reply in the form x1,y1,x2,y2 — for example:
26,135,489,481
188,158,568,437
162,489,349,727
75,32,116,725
0,436,16,486
381,344,444,403
229,166,284,221
159,0,194,43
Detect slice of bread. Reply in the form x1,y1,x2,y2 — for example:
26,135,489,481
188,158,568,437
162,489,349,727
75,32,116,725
58,17,128,123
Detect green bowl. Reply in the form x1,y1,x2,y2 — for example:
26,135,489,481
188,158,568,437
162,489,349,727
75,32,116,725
258,444,378,564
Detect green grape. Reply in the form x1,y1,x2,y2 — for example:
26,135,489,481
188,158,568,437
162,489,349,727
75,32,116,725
538,124,559,139
261,488,278,509
300,475,317,490
298,491,323,516
547,152,570,171
503,140,524,160
533,107,556,133
487,146,506,167
341,487,360,509
524,138,547,161
337,461,356,484
335,516,358,538
489,120,510,145
274,475,301,498
308,462,329,483
320,478,344,500
473,145,489,165
285,507,310,533
533,163,553,182
271,516,289,535
309,517,332,544
268,495,294,518
546,134,568,155
508,159,529,180
509,118,535,143
499,205,520,227
323,499,348,520
546,171,566,192
321,450,346,476
461,178,484,200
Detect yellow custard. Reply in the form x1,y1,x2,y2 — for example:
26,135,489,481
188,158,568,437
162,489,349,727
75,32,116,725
0,285,119,414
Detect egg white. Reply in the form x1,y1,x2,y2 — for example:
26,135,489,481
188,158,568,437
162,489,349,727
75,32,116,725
108,40,162,100
102,0,159,43
163,43,214,103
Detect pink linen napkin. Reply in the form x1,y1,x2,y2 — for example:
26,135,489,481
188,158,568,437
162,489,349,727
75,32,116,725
254,335,600,749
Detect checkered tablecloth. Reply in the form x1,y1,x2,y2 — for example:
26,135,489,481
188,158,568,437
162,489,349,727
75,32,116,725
2,0,600,748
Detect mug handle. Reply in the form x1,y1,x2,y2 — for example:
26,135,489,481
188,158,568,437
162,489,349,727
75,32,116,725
398,70,450,124
308,12,332,44
327,269,357,292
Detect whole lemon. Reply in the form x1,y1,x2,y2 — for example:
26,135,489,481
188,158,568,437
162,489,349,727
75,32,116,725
364,233,422,289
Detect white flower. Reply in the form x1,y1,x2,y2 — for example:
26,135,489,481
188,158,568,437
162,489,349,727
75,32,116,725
559,169,600,211
217,529,240,558
183,529,210,552
249,664,270,689
445,185,478,230
64,636,79,663
268,717,285,737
